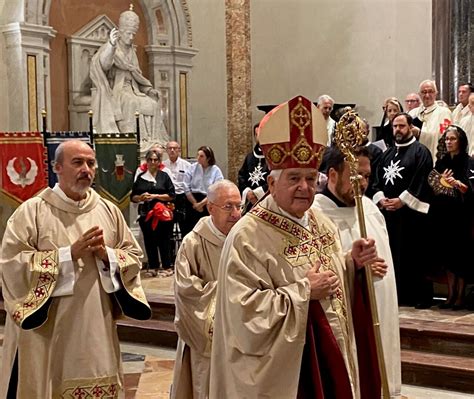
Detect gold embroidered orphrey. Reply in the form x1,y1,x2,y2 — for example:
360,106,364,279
59,375,120,399
249,204,347,320
12,250,59,327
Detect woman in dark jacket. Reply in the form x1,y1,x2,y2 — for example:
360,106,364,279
131,149,175,276
428,125,473,309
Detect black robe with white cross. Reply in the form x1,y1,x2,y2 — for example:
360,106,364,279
372,137,433,305
238,145,269,194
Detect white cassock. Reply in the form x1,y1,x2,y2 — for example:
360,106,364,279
313,194,402,399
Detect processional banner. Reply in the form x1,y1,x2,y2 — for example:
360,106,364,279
94,133,138,209
0,132,48,204
45,131,91,188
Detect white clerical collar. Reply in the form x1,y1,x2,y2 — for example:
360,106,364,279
253,146,265,159
278,206,309,228
395,136,416,148
206,216,227,241
53,183,89,207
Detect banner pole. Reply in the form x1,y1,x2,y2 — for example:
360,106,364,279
41,109,47,148
135,111,140,165
88,110,94,146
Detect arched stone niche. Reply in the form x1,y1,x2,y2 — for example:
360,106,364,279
65,1,198,150
0,0,197,151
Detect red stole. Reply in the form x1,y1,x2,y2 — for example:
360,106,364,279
298,271,381,398
297,300,353,398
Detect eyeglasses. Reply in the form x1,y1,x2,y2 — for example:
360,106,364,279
420,90,435,95
167,147,180,151
445,137,458,142
405,99,419,103
147,158,160,162
210,202,244,212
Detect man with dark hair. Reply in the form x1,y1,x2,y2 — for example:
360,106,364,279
452,83,474,124
373,113,433,308
313,146,402,398
238,123,269,211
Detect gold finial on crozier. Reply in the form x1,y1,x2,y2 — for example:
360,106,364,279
334,110,367,164
129,3,134,11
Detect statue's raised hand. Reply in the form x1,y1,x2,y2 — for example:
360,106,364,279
109,28,120,47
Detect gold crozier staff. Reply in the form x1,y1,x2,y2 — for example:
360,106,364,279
334,110,390,398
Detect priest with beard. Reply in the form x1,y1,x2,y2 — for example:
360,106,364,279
0,140,150,398
313,146,401,398
372,112,433,308
210,95,382,399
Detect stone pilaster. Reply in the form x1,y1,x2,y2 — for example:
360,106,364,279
433,0,474,105
225,0,252,183
450,0,474,102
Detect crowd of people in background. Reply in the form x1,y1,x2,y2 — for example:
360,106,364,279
140,78,474,313
3,82,474,397
316,80,474,311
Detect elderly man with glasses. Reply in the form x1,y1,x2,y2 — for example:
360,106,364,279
171,179,242,398
409,79,452,162
404,92,421,111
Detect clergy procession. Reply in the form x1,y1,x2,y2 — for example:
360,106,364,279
1,1,474,398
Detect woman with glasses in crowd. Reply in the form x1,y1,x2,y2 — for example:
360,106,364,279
428,126,473,310
182,146,224,237
131,149,175,276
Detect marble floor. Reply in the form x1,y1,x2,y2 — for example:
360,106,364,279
141,269,175,297
1,273,473,398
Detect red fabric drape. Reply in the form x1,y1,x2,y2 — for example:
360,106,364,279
298,301,353,399
298,270,381,399
352,269,382,399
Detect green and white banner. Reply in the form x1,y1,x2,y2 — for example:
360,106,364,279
94,133,138,209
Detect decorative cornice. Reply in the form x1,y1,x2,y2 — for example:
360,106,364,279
180,0,193,47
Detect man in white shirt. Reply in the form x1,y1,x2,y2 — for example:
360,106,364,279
163,141,191,234
452,83,473,124
317,94,336,145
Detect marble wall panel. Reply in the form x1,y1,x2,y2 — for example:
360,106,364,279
225,0,252,183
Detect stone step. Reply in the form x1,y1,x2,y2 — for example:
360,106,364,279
401,349,474,394
119,294,177,347
399,318,474,357
117,317,177,348
146,294,175,322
